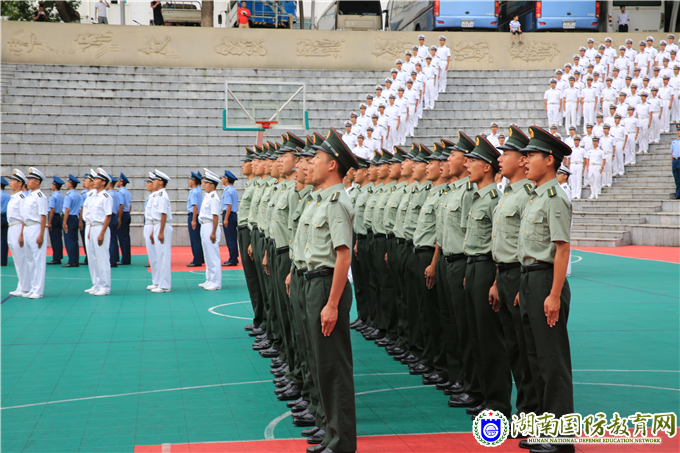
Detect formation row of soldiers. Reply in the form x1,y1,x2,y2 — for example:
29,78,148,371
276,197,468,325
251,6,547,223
238,125,575,453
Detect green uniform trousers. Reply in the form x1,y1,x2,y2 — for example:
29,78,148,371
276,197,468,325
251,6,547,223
351,234,370,323
519,269,573,418
405,251,425,358
238,228,264,327
372,235,395,334
411,248,444,372
497,266,539,415
383,237,400,341
365,232,380,328
305,274,356,452
435,253,461,383
250,230,269,329
393,242,412,350
263,240,284,360
445,257,482,401
273,249,301,388
465,259,512,417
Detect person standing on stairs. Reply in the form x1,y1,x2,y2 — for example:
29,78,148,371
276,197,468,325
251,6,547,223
671,125,680,199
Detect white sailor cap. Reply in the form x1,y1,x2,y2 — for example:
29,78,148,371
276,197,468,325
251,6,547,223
587,38,594,43
203,169,221,185
439,35,446,41
11,169,27,184
418,34,425,40
145,172,156,183
154,169,171,183
647,36,654,42
95,168,111,183
605,37,613,42
27,167,46,181
557,165,571,176
88,169,96,181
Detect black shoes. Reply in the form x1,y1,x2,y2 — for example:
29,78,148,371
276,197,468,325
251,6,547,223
409,364,433,375
249,327,265,337
301,426,320,437
117,262,130,265
291,411,315,425
47,260,61,265
186,263,201,267
110,263,118,268
61,263,79,268
443,382,465,395
365,330,386,341
466,404,486,415
307,430,326,445
223,261,238,267
244,324,255,331
448,392,480,408
422,374,445,385
400,354,420,365
291,399,309,413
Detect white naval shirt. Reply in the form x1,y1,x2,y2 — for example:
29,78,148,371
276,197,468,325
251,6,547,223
352,145,372,160
342,132,358,150
635,102,652,120
562,87,581,104
635,52,650,73
600,134,615,154
621,116,639,134
544,88,562,105
649,96,662,114
7,192,26,225
91,190,113,224
610,124,626,143
144,191,155,225
570,146,586,164
582,86,599,103
198,191,221,224
22,189,48,224
151,188,172,223
587,147,606,166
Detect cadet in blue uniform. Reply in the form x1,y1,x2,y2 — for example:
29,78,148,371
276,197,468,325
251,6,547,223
116,173,132,265
107,177,123,267
62,175,82,267
1,177,9,266
221,170,239,266
47,176,65,265
80,174,92,265
187,171,205,267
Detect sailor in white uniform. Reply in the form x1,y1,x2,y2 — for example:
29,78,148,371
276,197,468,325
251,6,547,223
149,170,173,293
21,168,49,299
85,168,113,296
199,170,223,291
7,170,30,296
557,165,573,276
144,172,159,287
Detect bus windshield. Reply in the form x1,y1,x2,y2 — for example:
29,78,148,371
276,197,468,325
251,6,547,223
338,1,382,16
613,1,662,6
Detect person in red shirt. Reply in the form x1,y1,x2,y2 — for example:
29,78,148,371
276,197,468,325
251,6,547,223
237,1,250,28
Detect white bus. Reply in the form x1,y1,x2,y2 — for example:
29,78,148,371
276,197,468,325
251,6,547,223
317,1,383,31
604,1,664,33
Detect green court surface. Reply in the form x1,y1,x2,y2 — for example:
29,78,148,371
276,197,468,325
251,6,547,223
1,250,678,453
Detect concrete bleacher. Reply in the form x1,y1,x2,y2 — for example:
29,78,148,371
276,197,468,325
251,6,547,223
2,63,678,246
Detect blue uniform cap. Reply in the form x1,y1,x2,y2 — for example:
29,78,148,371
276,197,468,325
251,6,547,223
110,176,118,183
119,173,130,184
191,171,202,181
223,170,238,182
53,176,65,185
68,174,80,184
0,176,8,187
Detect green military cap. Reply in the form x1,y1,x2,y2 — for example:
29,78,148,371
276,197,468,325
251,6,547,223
319,128,360,170
277,132,306,153
520,126,572,160
442,131,475,153
432,141,448,160
417,143,433,161
355,156,369,169
253,144,265,159
391,146,407,163
370,150,383,165
405,143,422,161
497,125,530,152
295,135,316,157
242,146,256,162
468,135,502,171
379,148,394,164
267,144,279,159
311,132,326,151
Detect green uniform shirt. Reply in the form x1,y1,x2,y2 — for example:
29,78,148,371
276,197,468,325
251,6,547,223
403,181,432,241
491,179,532,264
248,176,271,230
238,177,258,227
383,180,408,233
518,179,572,266
259,179,279,238
270,179,296,248
413,182,446,247
435,182,453,247
291,187,320,269
353,183,372,235
393,181,418,239
349,184,361,206
303,183,355,271
363,182,383,231
441,177,476,256
463,182,500,257
373,180,396,235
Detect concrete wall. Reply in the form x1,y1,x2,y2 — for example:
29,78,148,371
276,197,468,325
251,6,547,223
1,21,672,71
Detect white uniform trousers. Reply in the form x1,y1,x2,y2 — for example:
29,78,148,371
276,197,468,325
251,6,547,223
408,105,417,135
153,223,173,290
8,224,31,293
23,223,47,297
88,224,111,292
603,101,615,118
583,102,596,133
602,153,614,186
398,113,408,144
660,100,671,132
588,165,602,198
426,80,436,109
200,222,222,288
638,118,650,152
624,133,637,165
650,113,661,143
417,93,424,118
144,224,159,286
546,105,560,129
614,140,625,176
565,102,578,130
569,163,583,198
577,101,583,127
387,120,398,150
672,94,680,123
439,68,448,92
85,224,97,287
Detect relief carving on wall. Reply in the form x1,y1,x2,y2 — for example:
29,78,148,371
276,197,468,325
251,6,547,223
372,38,412,59
510,41,560,62
74,31,119,58
296,39,343,58
451,41,492,63
215,38,267,57
7,29,118,59
139,36,179,59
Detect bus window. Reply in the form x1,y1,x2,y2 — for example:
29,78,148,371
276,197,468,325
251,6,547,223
318,1,383,30
606,1,663,33
434,0,499,30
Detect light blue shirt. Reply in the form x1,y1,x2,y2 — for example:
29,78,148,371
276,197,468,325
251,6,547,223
48,191,64,214
117,186,132,213
672,139,680,158
510,20,520,31
1,191,9,214
222,185,239,213
108,189,122,216
80,189,89,207
62,189,82,216
187,187,203,213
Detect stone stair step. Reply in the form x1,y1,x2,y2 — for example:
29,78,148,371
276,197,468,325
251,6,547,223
571,229,631,241
571,237,630,247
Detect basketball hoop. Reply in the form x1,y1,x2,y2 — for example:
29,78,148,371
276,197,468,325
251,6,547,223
254,121,278,147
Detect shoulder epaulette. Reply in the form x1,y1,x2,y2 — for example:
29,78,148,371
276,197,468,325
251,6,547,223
524,183,532,195
490,189,498,199
467,181,473,190
426,183,432,190
37,192,43,198
548,185,558,197
439,188,445,196
412,187,417,194
391,187,395,193
103,192,109,198
330,192,340,202
19,194,25,199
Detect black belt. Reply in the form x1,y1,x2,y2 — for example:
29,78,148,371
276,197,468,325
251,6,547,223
413,246,435,254
238,225,249,231
467,254,493,264
268,237,275,245
259,232,266,238
406,239,414,247
366,228,374,235
356,233,367,240
497,262,522,272
385,233,395,239
304,267,334,280
396,237,407,245
295,266,308,277
252,226,259,231
276,246,289,255
445,253,466,263
521,263,554,273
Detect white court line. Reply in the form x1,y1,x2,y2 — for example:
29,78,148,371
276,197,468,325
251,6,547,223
208,301,252,320
571,255,582,264
264,411,292,440
573,382,680,392
572,248,680,264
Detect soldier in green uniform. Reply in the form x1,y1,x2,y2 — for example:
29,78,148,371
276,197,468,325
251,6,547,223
443,133,484,409
518,126,574,453
491,125,539,420
238,147,264,331
349,156,372,331
410,144,449,379
301,128,358,453
462,135,512,418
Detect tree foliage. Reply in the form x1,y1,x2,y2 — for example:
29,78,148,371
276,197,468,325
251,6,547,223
1,1,81,22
